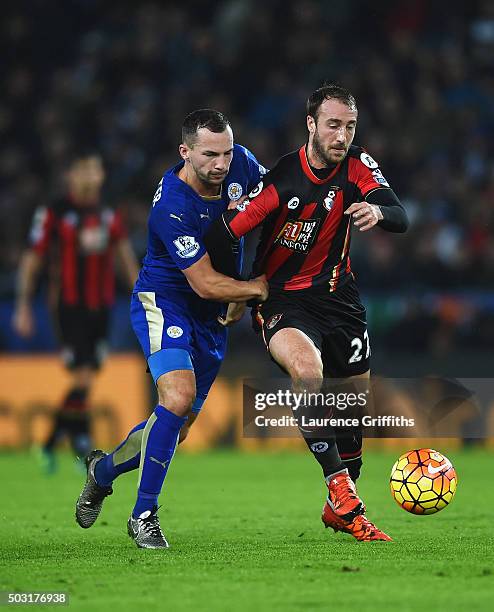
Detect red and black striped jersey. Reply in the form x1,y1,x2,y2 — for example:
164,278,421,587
29,197,127,309
223,145,395,292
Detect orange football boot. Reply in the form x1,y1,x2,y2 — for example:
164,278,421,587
322,501,392,542
325,471,365,521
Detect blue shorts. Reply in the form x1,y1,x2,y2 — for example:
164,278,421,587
130,291,227,414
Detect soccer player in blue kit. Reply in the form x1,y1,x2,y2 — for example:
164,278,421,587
76,110,268,548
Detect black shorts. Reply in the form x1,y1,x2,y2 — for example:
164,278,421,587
57,305,109,370
255,278,370,378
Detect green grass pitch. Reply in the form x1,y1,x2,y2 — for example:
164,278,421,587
0,448,493,611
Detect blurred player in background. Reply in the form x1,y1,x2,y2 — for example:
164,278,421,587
215,84,409,541
76,110,268,548
12,151,139,472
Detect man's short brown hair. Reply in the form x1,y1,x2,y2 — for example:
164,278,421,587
307,84,357,121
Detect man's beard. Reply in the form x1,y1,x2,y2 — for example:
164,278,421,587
192,163,224,187
312,130,345,166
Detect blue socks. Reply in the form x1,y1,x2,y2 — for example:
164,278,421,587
132,405,187,518
94,420,147,487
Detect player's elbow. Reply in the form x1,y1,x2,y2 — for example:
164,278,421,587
397,214,410,233
194,284,214,300
390,221,408,233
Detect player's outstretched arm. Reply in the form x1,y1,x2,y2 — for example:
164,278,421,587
182,252,268,303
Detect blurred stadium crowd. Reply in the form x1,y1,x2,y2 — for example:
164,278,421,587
1,0,493,358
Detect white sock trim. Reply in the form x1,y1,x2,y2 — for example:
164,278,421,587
325,468,349,485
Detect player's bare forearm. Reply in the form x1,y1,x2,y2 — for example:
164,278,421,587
183,254,268,303
188,270,267,303
13,249,42,337
15,249,42,306
116,238,140,289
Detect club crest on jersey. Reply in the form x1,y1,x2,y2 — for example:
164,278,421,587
371,168,389,187
266,313,283,330
167,326,183,338
323,186,341,211
79,226,109,254
276,218,320,253
63,212,78,226
173,235,200,258
360,152,379,169
227,182,243,201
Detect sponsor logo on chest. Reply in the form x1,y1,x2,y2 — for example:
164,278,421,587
79,226,110,253
276,218,320,253
65,212,110,254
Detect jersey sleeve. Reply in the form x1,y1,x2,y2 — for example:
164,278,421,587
351,150,392,199
366,188,409,233
350,149,408,232
223,174,280,239
151,202,206,270
29,206,56,256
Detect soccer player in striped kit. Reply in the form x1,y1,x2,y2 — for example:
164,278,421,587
215,85,409,541
13,151,139,472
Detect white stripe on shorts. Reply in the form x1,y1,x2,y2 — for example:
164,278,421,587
137,292,164,354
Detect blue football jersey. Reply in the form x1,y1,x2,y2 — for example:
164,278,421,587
134,144,266,297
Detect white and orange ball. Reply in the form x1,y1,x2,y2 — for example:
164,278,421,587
390,449,458,515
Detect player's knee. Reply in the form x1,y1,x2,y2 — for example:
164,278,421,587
290,358,323,392
71,367,94,390
157,385,195,416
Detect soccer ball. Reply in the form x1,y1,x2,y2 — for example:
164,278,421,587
390,448,457,515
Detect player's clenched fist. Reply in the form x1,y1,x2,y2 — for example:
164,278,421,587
249,274,269,302
345,201,383,232
12,303,35,338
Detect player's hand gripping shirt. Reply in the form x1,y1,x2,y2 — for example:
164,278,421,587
222,145,407,292
134,144,265,297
